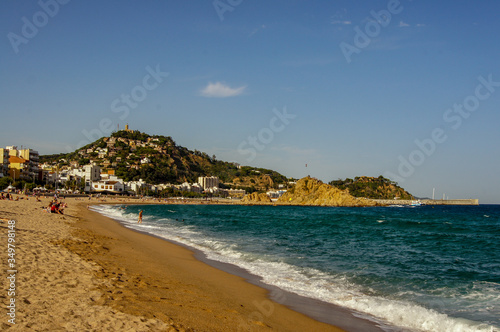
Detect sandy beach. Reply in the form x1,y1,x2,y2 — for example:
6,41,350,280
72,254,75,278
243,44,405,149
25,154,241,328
0,195,349,331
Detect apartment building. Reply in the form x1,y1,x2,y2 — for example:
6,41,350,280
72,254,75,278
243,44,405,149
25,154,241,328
198,176,219,191
2,146,39,180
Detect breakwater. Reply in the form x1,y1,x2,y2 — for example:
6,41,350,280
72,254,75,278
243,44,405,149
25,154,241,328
374,199,479,206
422,199,479,205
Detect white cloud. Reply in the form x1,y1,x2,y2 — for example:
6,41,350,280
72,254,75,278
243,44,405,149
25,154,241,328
399,21,410,27
200,82,246,98
331,20,351,25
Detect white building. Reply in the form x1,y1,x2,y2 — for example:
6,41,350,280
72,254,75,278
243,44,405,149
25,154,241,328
198,176,219,191
191,183,203,193
84,164,101,182
69,168,85,179
100,173,121,182
58,171,69,183
96,148,108,158
126,179,147,193
178,182,192,192
90,180,125,193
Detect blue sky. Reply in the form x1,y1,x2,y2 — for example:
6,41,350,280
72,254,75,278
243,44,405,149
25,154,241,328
1,0,499,203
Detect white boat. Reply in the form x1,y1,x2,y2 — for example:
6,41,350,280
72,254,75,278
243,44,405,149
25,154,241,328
410,200,422,206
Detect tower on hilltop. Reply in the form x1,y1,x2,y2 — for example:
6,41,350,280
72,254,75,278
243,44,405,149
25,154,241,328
125,124,135,133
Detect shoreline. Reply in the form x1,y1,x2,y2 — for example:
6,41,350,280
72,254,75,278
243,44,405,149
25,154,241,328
1,196,494,330
76,200,350,331
84,200,389,331
0,195,390,331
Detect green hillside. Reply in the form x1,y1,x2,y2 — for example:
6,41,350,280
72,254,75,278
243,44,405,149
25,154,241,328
40,131,415,198
40,130,290,192
329,176,414,200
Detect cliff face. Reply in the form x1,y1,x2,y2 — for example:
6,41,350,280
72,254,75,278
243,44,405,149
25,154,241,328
278,177,376,207
241,192,272,203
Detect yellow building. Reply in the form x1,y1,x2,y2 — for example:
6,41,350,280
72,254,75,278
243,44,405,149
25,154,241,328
18,149,39,164
2,147,39,180
8,156,28,180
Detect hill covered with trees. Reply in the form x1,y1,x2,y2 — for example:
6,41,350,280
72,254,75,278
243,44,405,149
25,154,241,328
40,130,290,192
39,131,414,199
329,176,413,200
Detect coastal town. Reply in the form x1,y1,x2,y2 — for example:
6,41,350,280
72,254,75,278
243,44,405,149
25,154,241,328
0,127,291,199
0,143,249,197
0,130,478,206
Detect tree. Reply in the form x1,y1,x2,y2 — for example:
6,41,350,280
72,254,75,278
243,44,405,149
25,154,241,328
13,180,26,190
26,183,36,191
0,176,13,191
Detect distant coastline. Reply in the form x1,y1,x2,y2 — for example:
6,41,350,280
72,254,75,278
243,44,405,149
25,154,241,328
83,195,480,207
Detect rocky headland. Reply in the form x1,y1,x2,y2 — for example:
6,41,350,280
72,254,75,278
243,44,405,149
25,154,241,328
277,177,377,207
241,177,377,207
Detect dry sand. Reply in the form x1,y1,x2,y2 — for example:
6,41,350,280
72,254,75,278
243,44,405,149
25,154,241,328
0,196,346,331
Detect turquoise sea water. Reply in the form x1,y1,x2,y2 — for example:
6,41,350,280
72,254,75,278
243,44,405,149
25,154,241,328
93,204,500,331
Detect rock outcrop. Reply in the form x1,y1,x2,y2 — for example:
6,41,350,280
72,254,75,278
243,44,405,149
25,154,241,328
278,177,376,207
241,192,272,203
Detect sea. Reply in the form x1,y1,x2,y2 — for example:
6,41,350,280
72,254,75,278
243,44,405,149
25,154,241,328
91,203,500,332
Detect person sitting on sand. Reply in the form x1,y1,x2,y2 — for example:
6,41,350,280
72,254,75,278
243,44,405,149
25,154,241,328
55,202,64,215
50,202,56,213
43,201,51,213
138,210,143,223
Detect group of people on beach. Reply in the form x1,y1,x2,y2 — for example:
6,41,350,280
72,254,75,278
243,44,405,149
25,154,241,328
46,196,67,215
1,190,45,202
0,192,14,200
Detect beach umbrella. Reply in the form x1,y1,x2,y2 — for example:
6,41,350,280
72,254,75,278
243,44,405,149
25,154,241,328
4,185,15,192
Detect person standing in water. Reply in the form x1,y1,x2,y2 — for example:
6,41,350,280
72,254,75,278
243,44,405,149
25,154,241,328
138,210,143,223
